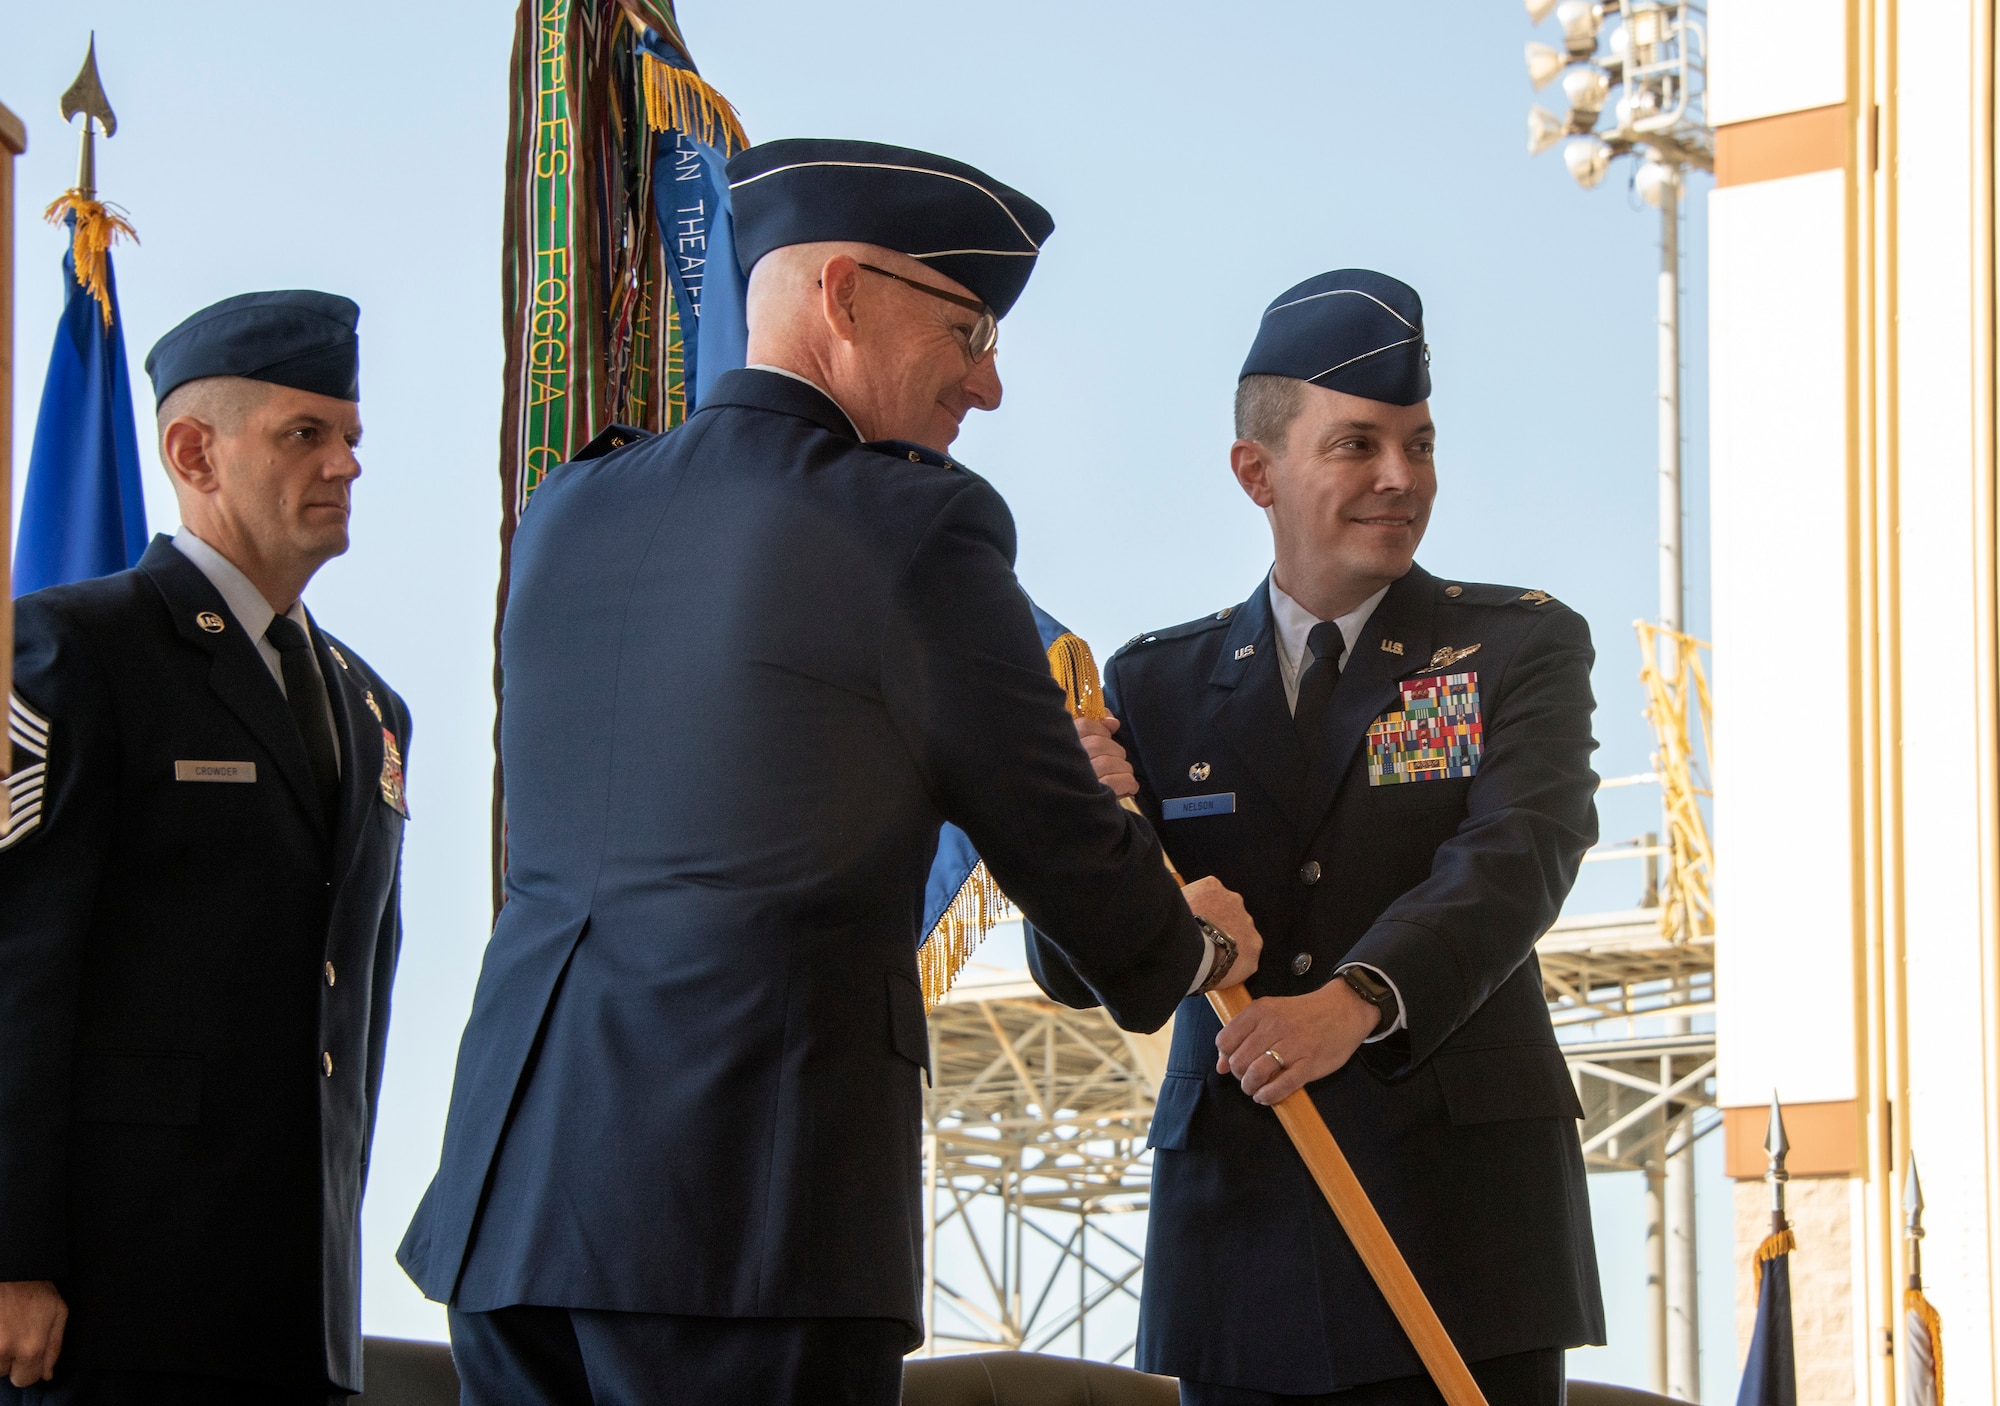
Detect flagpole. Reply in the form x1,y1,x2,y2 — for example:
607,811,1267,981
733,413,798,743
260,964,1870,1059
0,98,25,800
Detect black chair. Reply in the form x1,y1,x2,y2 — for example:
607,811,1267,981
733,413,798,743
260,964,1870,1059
903,1351,1178,1405
1567,1385,1678,1406
355,1335,1676,1406
356,1336,459,1406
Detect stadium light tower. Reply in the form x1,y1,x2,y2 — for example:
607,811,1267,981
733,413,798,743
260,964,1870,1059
1520,2,1713,1401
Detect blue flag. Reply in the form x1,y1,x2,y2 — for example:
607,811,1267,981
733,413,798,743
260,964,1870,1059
1736,1237,1797,1406
16,221,146,595
922,600,1078,941
642,30,748,413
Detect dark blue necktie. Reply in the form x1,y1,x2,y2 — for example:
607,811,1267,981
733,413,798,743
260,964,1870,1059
1291,620,1346,757
265,614,340,820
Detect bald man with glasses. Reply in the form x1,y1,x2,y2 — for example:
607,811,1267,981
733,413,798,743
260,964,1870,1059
399,138,1262,1406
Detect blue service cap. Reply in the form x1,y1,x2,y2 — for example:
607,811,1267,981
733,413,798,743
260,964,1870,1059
1239,269,1430,406
725,138,1054,318
144,290,361,407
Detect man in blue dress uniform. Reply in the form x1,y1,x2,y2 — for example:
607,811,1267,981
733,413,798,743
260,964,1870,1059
398,139,1263,1405
0,293,411,1403
1030,270,1606,1405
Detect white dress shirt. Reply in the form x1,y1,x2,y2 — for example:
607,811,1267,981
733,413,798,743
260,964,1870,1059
173,527,341,773
1265,575,1406,1040
1269,578,1390,713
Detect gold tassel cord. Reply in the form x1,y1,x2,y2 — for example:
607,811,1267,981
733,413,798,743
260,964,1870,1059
1635,622,1716,945
43,191,137,329
1751,1226,1796,1289
919,861,1012,1011
1047,632,1109,722
1907,1287,1944,1403
638,54,747,154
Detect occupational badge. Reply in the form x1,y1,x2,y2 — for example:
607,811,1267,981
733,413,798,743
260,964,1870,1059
378,727,408,816
364,689,383,722
1366,672,1483,785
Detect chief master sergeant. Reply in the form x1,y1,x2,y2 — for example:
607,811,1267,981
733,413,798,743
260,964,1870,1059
1031,269,1605,1405
0,291,411,1403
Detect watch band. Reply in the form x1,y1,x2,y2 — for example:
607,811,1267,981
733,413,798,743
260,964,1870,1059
1194,918,1238,994
1340,964,1399,1037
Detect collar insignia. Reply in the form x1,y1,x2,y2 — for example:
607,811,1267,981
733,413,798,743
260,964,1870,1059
1380,639,1404,656
195,611,226,634
1234,644,1256,660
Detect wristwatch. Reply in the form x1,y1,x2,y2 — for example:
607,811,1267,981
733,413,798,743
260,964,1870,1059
1339,964,1400,1037
1193,918,1239,994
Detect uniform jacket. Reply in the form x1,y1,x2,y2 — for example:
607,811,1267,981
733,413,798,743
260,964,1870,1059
397,369,1202,1340
1029,566,1606,1395
0,537,410,1393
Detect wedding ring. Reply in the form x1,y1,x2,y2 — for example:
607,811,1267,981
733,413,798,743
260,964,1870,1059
1265,1049,1287,1071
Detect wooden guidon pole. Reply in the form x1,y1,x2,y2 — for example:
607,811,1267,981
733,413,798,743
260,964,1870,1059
1203,982,1489,1406
0,98,24,803
1046,610,1489,1405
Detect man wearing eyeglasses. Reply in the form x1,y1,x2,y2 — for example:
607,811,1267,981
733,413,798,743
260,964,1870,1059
398,138,1263,1406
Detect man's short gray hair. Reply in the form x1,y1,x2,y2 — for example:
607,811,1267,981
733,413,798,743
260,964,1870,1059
156,376,272,448
1234,374,1305,452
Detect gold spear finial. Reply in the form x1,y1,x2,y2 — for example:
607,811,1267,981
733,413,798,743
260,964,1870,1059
1904,1156,1926,1289
1765,1091,1791,1233
59,34,117,200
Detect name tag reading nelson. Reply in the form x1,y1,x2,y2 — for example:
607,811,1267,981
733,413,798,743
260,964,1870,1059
174,761,257,783
1162,791,1235,820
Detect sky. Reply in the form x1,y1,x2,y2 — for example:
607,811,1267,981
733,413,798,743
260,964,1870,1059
5,2,1727,1397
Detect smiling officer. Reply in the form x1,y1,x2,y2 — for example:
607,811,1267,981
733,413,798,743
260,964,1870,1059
1030,269,1606,1406
0,292,410,1404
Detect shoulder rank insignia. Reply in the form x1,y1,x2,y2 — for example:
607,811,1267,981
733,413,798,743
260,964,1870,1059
378,727,409,817
1520,590,1554,606
1380,639,1404,656
1,693,50,852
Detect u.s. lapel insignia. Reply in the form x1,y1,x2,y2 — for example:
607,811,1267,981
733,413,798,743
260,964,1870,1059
1520,590,1554,606
378,727,408,816
195,611,226,634
328,645,350,670
1234,645,1255,660
363,689,383,722
1380,639,1404,656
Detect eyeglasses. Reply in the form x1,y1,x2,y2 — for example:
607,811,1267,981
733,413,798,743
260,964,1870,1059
858,263,998,363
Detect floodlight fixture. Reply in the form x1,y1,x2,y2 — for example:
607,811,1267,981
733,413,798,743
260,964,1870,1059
1634,157,1678,207
1562,64,1611,123
1528,105,1566,156
1526,41,1568,90
1525,0,1560,24
1556,0,1602,56
1564,134,1613,188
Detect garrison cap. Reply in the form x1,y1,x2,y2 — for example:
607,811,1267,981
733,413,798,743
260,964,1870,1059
725,138,1054,318
1240,269,1430,406
145,290,361,407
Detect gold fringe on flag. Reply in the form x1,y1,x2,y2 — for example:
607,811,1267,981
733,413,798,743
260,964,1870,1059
1907,1286,1944,1403
919,861,1012,1010
43,190,137,329
1047,632,1108,722
1751,1226,1796,1288
638,55,747,153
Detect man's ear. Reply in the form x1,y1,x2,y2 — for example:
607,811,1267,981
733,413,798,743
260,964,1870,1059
817,254,863,345
1229,439,1277,509
161,416,223,498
